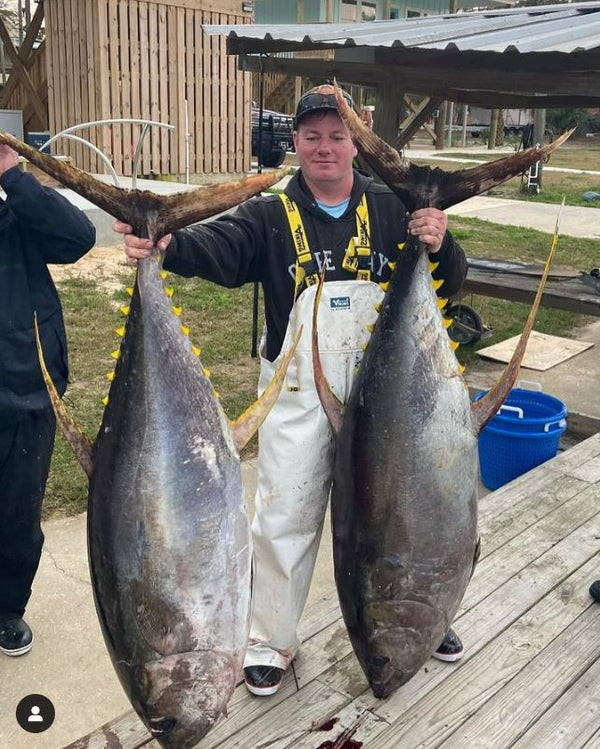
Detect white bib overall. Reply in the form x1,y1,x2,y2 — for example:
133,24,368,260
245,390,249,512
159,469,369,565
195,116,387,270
244,279,384,671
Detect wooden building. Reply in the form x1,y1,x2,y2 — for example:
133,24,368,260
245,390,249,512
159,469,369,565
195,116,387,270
3,0,255,178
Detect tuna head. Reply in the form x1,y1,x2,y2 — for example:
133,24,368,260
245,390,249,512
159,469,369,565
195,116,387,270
132,651,237,748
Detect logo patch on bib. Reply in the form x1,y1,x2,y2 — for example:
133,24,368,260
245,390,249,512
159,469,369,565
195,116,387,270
330,296,351,310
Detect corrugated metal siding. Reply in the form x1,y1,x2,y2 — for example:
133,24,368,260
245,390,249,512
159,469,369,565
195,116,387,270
205,1,600,54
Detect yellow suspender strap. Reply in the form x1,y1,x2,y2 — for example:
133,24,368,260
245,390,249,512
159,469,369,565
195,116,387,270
279,192,372,296
342,192,372,281
279,193,320,297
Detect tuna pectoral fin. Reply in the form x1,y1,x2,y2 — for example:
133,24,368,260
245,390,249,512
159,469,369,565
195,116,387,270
471,201,564,434
33,314,94,477
230,327,303,452
332,83,573,212
312,273,345,436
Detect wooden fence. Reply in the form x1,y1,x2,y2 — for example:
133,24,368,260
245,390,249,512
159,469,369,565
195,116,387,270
44,0,252,177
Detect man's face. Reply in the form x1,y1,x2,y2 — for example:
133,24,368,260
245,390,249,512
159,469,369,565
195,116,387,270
293,111,358,188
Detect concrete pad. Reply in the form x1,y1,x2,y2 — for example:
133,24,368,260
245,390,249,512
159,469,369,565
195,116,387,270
447,196,600,240
466,318,600,422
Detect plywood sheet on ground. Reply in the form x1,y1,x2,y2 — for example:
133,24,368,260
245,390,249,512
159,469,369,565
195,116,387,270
476,330,594,370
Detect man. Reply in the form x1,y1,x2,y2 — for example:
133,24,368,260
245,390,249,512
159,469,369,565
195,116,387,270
0,145,96,656
116,84,467,696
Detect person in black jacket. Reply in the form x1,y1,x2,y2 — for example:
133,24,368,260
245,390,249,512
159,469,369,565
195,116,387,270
0,144,96,657
115,84,467,696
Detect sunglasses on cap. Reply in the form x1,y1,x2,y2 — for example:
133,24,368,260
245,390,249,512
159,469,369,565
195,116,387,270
294,85,354,125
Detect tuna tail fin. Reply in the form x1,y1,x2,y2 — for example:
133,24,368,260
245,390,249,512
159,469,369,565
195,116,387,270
471,200,564,435
332,82,573,212
34,313,94,477
312,272,345,436
230,326,303,452
0,131,288,241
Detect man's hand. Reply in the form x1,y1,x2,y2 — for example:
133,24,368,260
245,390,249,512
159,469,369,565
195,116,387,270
407,208,448,254
113,220,172,266
0,145,19,178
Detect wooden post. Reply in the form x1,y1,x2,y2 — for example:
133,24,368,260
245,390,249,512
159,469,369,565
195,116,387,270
374,83,403,149
488,109,499,150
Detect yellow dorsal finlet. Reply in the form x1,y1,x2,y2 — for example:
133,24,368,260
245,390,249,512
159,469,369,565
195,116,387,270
450,340,460,352
115,326,126,337
442,318,453,329
432,278,444,292
111,349,121,360
388,261,397,271
172,306,182,317
397,241,406,252
106,372,115,382
165,286,174,298
428,261,440,273
120,305,130,316
379,281,389,292
101,395,109,406
437,298,448,310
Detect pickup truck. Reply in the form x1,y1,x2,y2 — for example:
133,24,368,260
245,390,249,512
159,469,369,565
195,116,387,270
252,103,295,168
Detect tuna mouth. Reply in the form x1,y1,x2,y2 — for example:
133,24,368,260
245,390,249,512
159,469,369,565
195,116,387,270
149,716,177,736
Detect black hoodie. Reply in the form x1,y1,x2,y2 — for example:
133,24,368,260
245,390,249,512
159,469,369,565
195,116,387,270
164,169,467,361
0,168,96,414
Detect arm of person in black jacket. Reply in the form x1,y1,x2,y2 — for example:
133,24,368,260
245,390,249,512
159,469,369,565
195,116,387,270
0,146,96,264
114,196,267,287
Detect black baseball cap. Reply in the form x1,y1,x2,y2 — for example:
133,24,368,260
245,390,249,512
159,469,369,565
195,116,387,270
294,84,354,127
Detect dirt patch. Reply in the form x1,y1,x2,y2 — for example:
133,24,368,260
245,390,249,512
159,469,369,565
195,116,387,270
49,245,132,292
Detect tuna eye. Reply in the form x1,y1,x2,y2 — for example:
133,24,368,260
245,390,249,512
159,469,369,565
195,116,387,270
149,716,176,735
370,654,390,669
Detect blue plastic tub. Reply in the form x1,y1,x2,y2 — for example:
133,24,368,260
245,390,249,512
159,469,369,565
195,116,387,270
474,387,567,490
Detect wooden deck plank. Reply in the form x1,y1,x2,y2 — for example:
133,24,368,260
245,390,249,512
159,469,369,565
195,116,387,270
461,481,600,614
584,727,600,748
62,710,149,749
478,471,586,556
497,643,600,749
436,604,600,748
299,551,600,749
63,434,600,748
204,508,600,748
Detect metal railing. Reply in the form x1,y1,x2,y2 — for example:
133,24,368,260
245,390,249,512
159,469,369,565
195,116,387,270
41,118,175,188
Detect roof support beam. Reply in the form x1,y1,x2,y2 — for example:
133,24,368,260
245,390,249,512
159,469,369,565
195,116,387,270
238,54,600,107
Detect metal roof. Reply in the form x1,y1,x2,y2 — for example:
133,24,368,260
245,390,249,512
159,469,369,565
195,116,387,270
204,2,600,55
